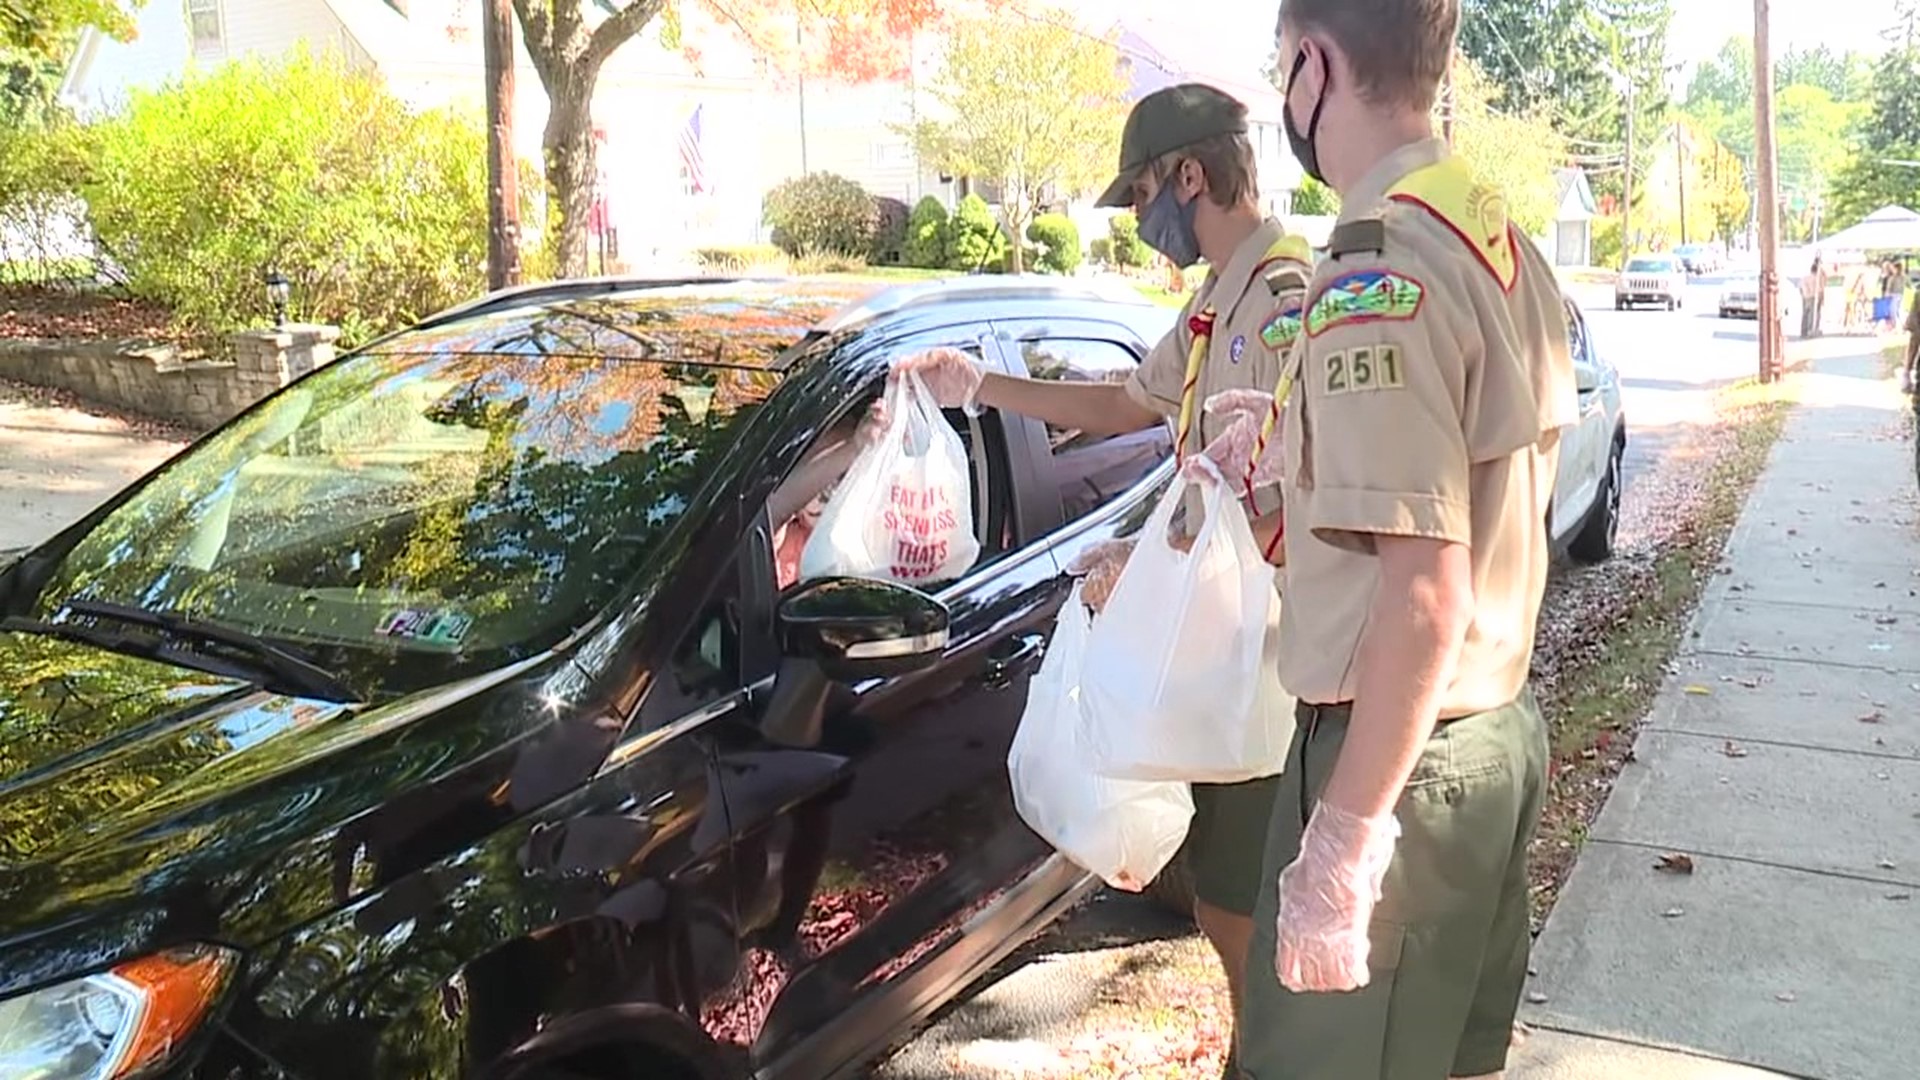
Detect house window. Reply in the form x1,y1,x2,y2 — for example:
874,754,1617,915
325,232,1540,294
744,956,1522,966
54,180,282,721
186,0,225,59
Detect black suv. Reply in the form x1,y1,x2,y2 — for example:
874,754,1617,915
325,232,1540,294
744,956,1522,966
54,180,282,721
0,275,1184,1079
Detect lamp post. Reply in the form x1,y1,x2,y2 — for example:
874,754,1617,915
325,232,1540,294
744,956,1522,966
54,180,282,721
264,270,291,327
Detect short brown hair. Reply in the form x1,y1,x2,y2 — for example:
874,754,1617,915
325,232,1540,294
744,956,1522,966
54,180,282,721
1152,132,1260,209
1279,0,1458,112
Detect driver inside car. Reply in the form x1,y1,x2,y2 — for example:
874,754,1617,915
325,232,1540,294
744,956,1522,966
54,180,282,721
768,398,887,591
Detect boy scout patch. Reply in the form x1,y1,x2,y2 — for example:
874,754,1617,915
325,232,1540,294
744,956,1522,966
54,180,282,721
1260,299,1305,350
1322,344,1407,396
1306,270,1426,336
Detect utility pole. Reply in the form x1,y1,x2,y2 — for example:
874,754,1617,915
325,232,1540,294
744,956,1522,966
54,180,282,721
796,19,810,174
1677,124,1689,245
1754,0,1783,382
1622,76,1635,267
482,0,521,291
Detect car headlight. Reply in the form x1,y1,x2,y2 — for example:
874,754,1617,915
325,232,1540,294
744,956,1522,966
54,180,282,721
0,945,238,1080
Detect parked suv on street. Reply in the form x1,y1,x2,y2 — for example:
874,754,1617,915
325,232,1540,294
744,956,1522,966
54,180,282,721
1616,253,1688,310
0,273,1627,1080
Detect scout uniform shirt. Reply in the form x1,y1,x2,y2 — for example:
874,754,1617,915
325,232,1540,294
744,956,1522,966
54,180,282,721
1276,138,1576,718
1125,219,1314,511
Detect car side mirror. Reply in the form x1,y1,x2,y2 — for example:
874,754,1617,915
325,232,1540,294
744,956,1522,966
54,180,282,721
776,576,951,683
1575,366,1598,394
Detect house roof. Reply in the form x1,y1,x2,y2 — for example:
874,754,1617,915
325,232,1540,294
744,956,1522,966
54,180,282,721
1109,15,1288,124
1555,168,1597,220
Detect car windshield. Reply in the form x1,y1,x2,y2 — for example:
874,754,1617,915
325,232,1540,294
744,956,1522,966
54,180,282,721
27,289,842,678
1627,258,1674,273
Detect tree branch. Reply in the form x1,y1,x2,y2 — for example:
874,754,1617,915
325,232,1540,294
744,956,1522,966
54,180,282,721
587,0,668,69
511,0,557,88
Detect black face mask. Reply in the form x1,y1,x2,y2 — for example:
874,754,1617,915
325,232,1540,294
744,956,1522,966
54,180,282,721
1283,47,1329,186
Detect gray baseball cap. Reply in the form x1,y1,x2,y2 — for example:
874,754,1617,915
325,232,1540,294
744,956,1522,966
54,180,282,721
1094,83,1251,209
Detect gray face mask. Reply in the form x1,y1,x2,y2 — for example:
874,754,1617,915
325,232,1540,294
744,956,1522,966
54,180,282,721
1138,177,1202,269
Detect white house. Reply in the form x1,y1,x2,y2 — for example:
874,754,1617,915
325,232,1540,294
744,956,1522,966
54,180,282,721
1541,167,1598,268
59,2,1304,267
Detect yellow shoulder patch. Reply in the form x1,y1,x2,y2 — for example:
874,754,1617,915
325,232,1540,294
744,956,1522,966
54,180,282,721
1387,157,1518,292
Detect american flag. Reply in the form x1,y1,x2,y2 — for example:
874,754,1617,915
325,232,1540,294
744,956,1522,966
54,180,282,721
678,104,708,196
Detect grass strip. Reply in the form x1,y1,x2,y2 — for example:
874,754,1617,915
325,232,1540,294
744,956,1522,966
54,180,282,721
1527,377,1796,924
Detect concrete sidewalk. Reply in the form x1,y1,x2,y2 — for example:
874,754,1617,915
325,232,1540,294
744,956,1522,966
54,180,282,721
1520,349,1919,1079
0,382,182,554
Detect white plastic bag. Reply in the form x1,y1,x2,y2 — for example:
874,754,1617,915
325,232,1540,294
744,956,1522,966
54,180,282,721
1008,583,1194,892
799,373,980,586
1079,457,1295,783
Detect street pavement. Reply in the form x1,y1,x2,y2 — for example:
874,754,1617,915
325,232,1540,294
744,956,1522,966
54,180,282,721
1522,347,1919,1078
0,383,182,555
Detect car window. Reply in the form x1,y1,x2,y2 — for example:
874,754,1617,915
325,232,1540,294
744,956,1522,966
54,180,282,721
764,347,1015,595
1015,337,1173,522
1564,303,1591,365
1626,257,1673,273
33,345,780,673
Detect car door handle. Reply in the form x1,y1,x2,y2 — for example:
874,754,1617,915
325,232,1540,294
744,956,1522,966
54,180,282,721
982,633,1046,690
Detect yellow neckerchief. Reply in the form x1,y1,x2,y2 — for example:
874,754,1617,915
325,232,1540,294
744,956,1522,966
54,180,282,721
1174,234,1315,460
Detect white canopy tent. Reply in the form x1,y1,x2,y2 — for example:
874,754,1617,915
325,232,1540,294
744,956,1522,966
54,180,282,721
1818,206,1920,253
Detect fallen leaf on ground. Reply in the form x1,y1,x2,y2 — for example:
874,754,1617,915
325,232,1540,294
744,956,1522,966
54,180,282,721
1722,740,1749,758
1661,906,1686,918
1525,990,1550,1004
1887,892,1913,902
1683,685,1712,696
1860,711,1886,724
1654,852,1696,875
1775,991,1797,1003
1878,858,1898,870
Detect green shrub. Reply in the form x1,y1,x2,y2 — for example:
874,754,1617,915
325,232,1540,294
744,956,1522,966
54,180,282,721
0,117,96,283
1108,212,1148,268
789,245,867,275
695,244,786,272
870,195,908,265
762,172,876,258
1026,213,1081,275
81,50,498,345
1292,177,1340,216
1591,215,1623,271
947,193,1007,272
1089,236,1113,265
904,196,950,269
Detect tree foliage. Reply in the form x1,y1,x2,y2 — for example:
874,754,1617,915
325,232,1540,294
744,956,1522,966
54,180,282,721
1447,57,1567,236
1829,42,1920,229
1292,176,1339,216
0,0,138,58
907,10,1128,274
80,51,503,344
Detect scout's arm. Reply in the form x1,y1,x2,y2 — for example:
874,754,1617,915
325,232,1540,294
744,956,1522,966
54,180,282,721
1321,535,1472,816
1296,269,1481,815
973,372,1163,437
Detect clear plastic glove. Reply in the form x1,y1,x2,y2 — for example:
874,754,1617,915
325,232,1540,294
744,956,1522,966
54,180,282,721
1274,800,1402,994
891,346,985,411
1065,538,1136,614
1199,388,1285,492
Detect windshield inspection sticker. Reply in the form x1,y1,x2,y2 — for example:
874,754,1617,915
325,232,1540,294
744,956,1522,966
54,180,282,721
376,608,473,647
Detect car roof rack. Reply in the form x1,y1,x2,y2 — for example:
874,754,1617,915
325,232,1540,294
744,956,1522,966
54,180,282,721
812,274,1157,334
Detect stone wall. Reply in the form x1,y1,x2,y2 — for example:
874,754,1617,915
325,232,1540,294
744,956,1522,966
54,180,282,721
0,324,341,431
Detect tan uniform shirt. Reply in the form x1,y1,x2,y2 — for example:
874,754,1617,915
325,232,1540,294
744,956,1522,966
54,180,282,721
1277,138,1575,717
1126,219,1313,511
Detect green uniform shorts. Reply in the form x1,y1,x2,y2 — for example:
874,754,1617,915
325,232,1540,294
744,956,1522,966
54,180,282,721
1188,776,1286,916
1235,692,1550,1079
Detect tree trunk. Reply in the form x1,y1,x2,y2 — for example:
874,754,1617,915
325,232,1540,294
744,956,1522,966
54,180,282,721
543,69,600,279
1004,190,1026,275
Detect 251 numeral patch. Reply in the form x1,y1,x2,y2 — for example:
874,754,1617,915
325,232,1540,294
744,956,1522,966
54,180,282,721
1323,344,1406,395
